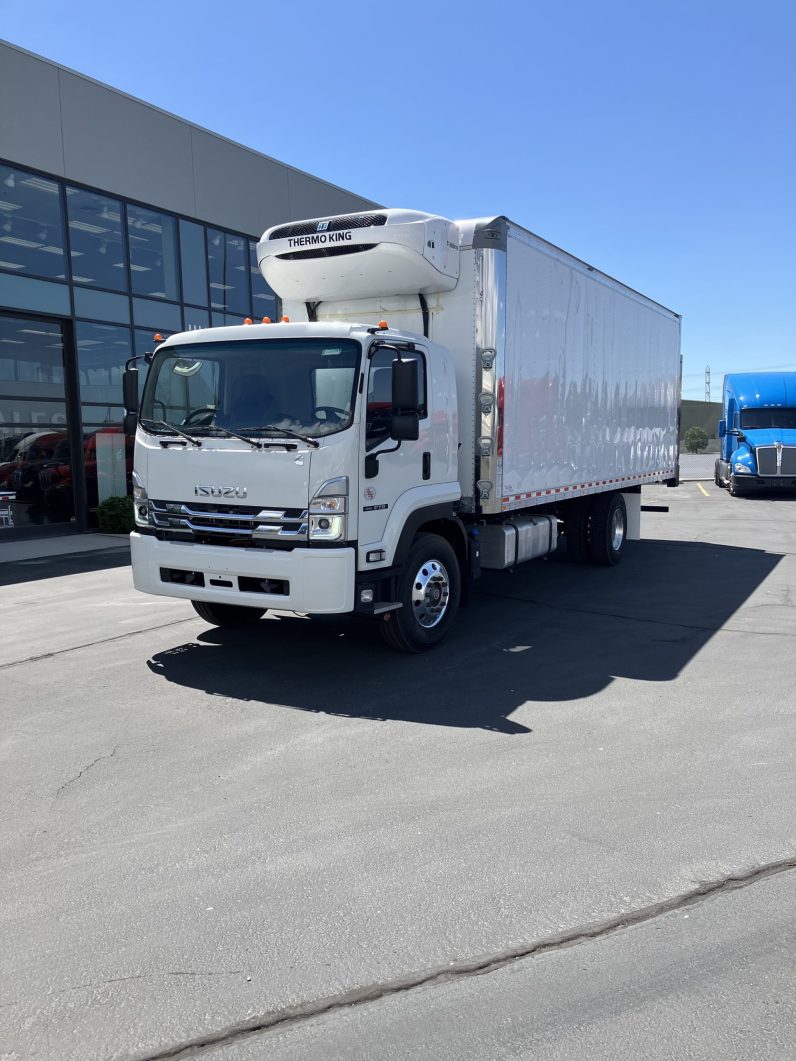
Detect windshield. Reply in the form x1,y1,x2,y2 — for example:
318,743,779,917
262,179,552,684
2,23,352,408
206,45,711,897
741,407,796,430
140,338,361,438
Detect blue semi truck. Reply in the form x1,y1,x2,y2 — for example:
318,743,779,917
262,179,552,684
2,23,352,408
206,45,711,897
715,372,796,495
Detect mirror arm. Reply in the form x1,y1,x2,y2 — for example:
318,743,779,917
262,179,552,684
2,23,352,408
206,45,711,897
365,440,402,480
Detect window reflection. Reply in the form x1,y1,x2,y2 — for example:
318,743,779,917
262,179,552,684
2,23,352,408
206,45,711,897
75,321,133,404
249,240,278,320
66,188,127,291
180,220,208,306
0,315,72,530
207,229,250,315
0,165,66,280
127,205,179,300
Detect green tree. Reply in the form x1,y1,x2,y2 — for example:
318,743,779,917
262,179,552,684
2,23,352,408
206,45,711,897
684,426,709,453
97,494,135,533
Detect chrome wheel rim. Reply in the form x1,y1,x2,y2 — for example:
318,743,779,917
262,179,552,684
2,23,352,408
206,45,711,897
611,507,625,552
411,558,450,629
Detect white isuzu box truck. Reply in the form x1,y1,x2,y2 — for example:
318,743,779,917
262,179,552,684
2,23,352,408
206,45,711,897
125,209,681,651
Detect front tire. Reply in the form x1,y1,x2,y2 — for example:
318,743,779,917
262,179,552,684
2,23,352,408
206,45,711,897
191,600,265,627
381,533,461,653
588,492,627,566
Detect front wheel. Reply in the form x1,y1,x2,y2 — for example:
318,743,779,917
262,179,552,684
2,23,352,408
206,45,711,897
588,492,627,566
380,533,461,653
192,600,265,627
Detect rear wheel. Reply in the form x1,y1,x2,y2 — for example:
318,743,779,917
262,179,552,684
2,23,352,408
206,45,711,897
588,492,627,566
380,533,461,653
191,600,265,627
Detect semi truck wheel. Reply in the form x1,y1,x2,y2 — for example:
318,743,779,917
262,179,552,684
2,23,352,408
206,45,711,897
588,492,627,566
565,498,592,564
381,533,461,652
191,601,265,626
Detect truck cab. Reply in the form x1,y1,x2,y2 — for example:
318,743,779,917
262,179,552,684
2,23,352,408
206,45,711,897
715,372,796,495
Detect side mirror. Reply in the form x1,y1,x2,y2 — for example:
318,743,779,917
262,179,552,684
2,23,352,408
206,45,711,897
123,411,138,436
392,357,419,411
123,366,139,416
391,411,420,441
718,419,726,438
390,356,420,441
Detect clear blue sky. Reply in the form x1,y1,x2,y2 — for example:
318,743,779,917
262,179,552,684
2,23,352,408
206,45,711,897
2,0,794,399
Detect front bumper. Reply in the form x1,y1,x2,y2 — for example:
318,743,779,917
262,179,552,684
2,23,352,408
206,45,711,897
130,533,356,614
730,474,796,493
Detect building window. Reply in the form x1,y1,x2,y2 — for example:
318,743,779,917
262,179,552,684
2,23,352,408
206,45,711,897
66,188,127,291
207,229,250,316
249,240,278,321
75,321,132,405
127,205,179,301
0,165,66,281
179,220,208,307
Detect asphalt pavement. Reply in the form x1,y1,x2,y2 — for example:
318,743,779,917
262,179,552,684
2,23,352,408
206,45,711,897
1,468,794,1060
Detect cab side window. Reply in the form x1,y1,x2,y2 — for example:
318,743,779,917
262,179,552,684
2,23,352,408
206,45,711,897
366,349,426,450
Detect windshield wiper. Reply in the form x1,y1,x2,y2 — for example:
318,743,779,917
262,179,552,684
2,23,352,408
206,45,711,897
246,425,320,449
140,418,201,447
197,426,263,450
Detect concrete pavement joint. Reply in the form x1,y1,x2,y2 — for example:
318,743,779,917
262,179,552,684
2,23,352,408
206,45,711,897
135,856,796,1061
0,617,199,671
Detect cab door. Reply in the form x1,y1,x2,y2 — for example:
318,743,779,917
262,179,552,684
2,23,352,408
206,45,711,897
358,346,428,549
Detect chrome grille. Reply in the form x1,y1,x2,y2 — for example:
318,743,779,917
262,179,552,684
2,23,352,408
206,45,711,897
754,446,796,476
756,447,777,475
150,500,307,542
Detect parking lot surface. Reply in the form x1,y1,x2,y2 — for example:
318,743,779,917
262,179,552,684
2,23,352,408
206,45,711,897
1,460,794,1059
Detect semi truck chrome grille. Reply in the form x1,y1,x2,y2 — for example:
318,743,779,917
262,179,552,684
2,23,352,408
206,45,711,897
754,446,796,476
150,500,308,542
756,447,778,475
268,213,387,240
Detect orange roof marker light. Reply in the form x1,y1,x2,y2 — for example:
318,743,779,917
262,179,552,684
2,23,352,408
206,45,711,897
378,320,389,330
261,316,272,324
244,317,253,325
281,315,290,323
153,333,164,342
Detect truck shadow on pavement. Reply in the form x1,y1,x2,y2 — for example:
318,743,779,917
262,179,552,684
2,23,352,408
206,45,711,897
147,539,783,733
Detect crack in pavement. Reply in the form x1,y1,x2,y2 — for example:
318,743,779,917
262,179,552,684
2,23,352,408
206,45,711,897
53,745,120,800
0,618,198,671
135,855,796,1060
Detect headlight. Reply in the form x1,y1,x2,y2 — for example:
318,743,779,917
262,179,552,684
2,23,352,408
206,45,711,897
309,514,345,541
131,470,151,526
309,477,348,541
734,462,752,474
309,494,347,514
132,470,147,500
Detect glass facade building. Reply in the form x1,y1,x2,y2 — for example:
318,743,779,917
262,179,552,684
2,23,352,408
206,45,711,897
0,160,279,538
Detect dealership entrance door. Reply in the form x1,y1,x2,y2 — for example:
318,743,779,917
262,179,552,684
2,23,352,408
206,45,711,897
0,312,84,539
